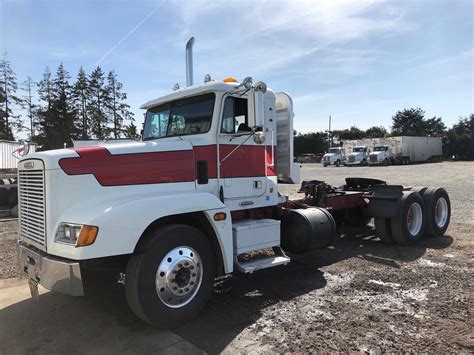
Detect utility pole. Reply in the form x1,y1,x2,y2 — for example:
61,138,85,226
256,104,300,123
328,115,332,147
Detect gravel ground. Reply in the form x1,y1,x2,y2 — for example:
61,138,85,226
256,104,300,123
1,161,472,353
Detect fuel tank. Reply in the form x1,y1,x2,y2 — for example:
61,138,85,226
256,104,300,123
281,207,336,253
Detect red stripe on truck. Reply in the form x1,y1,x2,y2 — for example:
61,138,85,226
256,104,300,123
195,145,276,178
60,146,195,186
59,144,276,186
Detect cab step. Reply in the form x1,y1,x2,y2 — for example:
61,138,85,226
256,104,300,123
235,254,291,274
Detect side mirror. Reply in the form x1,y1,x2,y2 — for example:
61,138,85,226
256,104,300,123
17,141,30,157
248,82,266,129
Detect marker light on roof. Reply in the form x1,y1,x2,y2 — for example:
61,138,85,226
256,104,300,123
223,77,237,82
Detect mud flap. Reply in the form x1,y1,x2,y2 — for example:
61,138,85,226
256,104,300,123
28,278,40,301
366,185,404,219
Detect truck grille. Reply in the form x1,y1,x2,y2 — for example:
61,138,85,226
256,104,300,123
349,156,355,162
18,163,46,248
370,155,377,162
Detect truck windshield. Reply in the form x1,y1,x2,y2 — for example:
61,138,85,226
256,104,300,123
373,146,385,151
328,148,340,153
143,93,215,140
353,147,365,152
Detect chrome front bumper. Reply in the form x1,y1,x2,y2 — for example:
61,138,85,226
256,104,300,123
17,241,84,297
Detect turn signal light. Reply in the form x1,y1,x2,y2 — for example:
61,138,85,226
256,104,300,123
213,212,227,221
223,77,237,83
76,226,99,247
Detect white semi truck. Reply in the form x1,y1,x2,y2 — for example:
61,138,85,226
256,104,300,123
345,146,369,166
322,147,345,167
17,38,451,328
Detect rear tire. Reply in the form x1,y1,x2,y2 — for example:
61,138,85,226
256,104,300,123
390,192,426,245
125,224,216,328
375,218,394,244
421,187,451,237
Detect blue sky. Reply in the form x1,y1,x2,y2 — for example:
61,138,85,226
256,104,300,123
1,0,473,135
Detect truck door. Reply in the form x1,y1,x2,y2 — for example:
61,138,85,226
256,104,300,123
217,95,270,205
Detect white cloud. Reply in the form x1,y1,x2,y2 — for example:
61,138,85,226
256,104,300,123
173,0,415,78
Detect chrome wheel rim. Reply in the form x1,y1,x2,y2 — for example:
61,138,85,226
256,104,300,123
434,197,448,228
407,202,423,236
155,246,202,308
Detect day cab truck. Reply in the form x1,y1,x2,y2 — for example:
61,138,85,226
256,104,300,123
366,137,442,166
345,146,369,166
17,38,452,328
322,147,345,167
368,145,392,165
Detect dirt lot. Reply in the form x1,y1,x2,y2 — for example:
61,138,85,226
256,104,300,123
1,161,473,353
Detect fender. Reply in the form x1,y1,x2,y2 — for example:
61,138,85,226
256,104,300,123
48,191,233,273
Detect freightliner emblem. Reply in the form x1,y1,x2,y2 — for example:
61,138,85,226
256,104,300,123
24,162,34,169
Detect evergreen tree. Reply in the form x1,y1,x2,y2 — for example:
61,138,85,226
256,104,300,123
105,70,134,139
88,66,109,139
21,76,37,139
36,64,76,149
0,53,24,139
36,67,54,146
125,122,141,140
73,66,90,139
37,67,54,109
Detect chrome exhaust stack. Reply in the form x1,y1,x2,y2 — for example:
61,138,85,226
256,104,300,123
185,37,195,87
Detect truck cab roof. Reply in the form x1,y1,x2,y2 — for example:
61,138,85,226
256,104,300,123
141,80,241,110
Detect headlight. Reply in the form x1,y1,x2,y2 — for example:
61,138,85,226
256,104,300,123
55,223,99,247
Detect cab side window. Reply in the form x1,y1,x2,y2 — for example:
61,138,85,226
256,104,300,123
221,97,249,133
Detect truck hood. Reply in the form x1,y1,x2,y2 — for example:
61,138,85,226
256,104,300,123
19,140,194,171
350,152,363,157
323,153,337,158
371,151,384,156
18,140,196,186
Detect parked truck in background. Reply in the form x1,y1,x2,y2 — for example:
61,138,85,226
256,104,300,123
368,145,392,165
345,146,369,166
341,137,443,166
322,147,345,167
17,38,452,328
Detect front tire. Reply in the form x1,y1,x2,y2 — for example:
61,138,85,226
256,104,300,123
125,224,216,328
335,160,341,167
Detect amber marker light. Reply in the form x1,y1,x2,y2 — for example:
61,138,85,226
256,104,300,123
214,212,227,221
223,77,237,82
76,225,99,247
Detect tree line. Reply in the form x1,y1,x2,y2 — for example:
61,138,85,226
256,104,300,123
295,108,474,160
0,53,139,150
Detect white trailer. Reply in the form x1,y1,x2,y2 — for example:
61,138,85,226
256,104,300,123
344,137,442,165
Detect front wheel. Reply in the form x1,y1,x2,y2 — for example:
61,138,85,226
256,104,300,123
125,224,216,328
335,160,341,167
